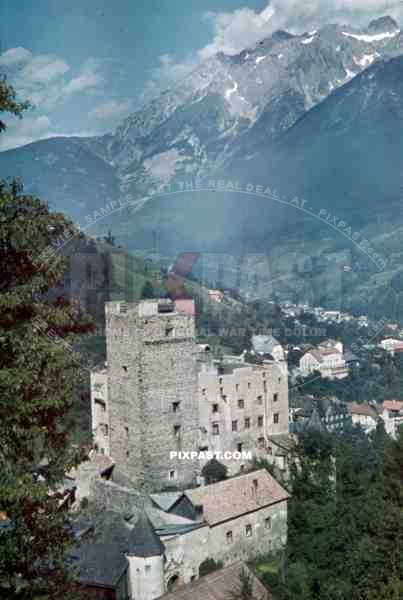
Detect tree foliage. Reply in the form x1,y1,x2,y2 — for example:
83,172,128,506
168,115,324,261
0,74,89,599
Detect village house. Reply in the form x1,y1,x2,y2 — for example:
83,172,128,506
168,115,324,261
346,402,378,434
380,400,403,438
379,337,403,355
299,340,348,380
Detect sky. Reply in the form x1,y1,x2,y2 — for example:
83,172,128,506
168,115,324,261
0,0,402,150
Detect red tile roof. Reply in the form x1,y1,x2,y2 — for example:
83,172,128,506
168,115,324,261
158,562,270,600
347,402,377,419
188,469,289,527
382,400,403,412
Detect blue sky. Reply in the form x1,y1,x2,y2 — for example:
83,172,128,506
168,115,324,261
0,0,399,149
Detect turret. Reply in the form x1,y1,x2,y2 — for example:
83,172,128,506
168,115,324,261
126,512,165,600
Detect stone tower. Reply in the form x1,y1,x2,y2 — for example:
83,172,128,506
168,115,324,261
105,299,199,489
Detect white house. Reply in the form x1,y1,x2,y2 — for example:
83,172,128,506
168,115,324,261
379,338,403,354
380,400,403,438
346,402,378,434
299,340,348,379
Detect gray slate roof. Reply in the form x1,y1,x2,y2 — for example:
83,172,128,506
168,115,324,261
127,512,165,558
70,542,128,587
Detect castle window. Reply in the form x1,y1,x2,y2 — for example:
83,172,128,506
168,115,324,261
202,388,206,396
273,413,279,424
237,443,243,452
248,382,251,390
235,383,239,392
258,416,264,427
122,365,128,373
244,417,250,429
103,424,109,436
220,387,224,395
219,377,223,384
263,381,267,392
169,470,177,481
232,420,238,432
273,393,279,403
174,425,181,437
257,396,263,405
262,371,266,378
265,517,272,530
172,402,180,413
212,423,220,435
245,524,252,537
258,437,265,449
238,399,244,409
212,404,219,413
226,531,233,544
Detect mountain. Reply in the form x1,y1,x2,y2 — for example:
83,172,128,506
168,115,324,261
1,16,403,318
1,16,402,221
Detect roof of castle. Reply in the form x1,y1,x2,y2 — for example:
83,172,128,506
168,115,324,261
158,561,271,600
187,469,289,526
127,512,165,557
70,542,128,588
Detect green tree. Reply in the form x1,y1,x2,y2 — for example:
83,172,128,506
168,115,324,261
201,458,228,484
0,76,88,598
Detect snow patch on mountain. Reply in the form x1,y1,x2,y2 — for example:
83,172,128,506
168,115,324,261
354,53,378,67
302,34,316,45
255,55,266,64
143,149,183,183
342,30,400,43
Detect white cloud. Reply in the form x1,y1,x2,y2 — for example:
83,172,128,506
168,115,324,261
0,115,53,151
19,54,69,84
88,99,132,120
0,47,32,67
64,61,103,95
0,48,103,107
199,4,275,59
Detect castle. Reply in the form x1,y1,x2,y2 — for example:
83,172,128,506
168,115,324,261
91,298,290,488
81,298,290,599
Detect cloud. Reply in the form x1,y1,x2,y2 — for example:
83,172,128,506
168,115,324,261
199,4,275,59
19,55,69,84
63,60,103,95
88,99,132,120
0,114,53,151
0,49,105,115
0,47,32,67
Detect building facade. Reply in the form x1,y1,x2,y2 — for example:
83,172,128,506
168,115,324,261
91,299,289,488
73,469,288,600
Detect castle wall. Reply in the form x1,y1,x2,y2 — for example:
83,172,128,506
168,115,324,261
198,360,289,475
207,500,288,565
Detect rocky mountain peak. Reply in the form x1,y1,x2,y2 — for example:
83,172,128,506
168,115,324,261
367,15,399,33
